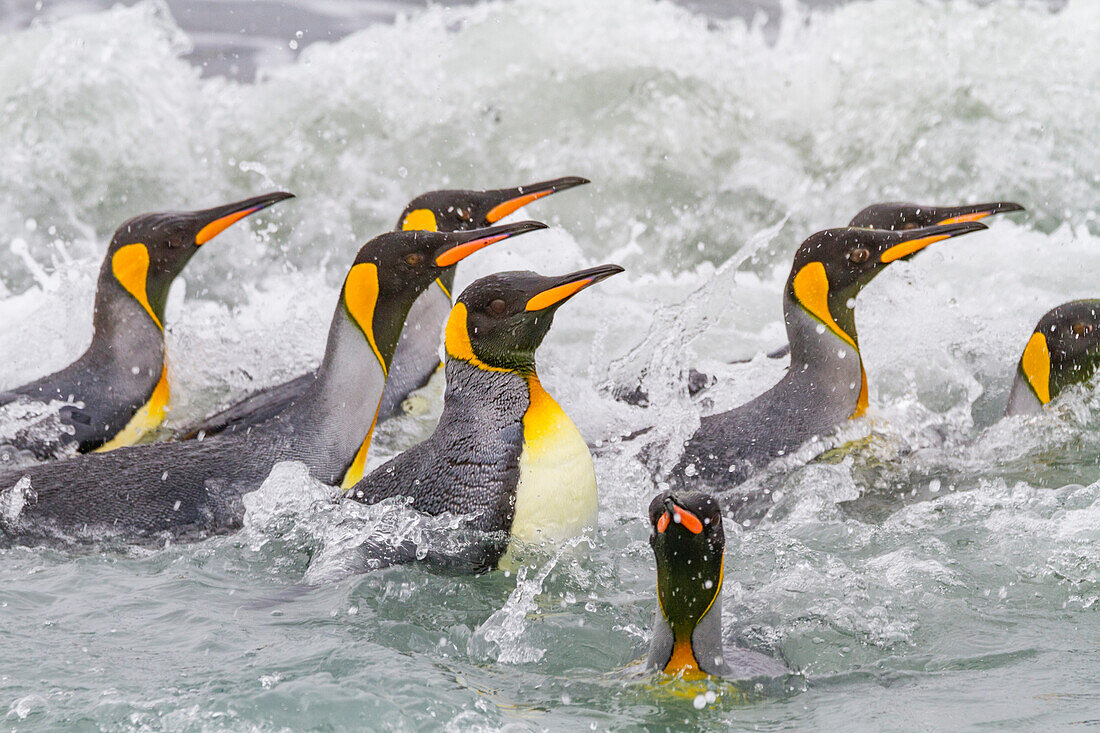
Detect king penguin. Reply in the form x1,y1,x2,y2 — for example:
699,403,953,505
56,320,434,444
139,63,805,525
646,491,789,682
613,200,1025,406
179,176,589,438
0,192,294,464
671,221,989,521
0,222,546,545
1005,299,1100,416
341,264,623,573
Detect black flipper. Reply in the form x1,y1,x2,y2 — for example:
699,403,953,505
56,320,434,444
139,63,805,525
175,372,315,439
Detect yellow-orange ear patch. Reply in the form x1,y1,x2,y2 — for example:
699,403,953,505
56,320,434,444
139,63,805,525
792,263,868,419
112,243,162,330
343,262,387,376
444,302,510,372
402,208,438,232
791,262,855,350
1021,332,1052,404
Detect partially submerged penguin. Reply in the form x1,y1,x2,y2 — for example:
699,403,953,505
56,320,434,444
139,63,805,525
1005,299,1100,416
179,176,589,438
0,192,294,463
614,200,1025,406
340,264,623,573
0,222,545,545
646,491,788,682
671,221,989,516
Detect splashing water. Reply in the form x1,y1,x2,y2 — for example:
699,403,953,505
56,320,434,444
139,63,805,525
2,0,1100,728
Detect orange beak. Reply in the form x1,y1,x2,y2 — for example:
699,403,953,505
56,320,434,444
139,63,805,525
193,191,295,246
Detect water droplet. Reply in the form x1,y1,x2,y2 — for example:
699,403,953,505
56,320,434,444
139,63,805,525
693,694,706,709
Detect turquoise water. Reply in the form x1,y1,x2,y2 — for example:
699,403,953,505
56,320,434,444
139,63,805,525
2,0,1100,728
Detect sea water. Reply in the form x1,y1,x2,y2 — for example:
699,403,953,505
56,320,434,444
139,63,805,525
1,0,1099,728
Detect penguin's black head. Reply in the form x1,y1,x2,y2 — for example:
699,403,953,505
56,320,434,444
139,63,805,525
1018,299,1100,406
397,176,589,234
445,264,623,373
850,200,1024,230
786,222,988,342
103,192,294,328
340,221,548,362
648,491,725,640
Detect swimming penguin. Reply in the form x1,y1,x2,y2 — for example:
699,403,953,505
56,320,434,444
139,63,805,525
1005,300,1100,416
341,264,623,573
179,176,589,439
613,200,1025,406
0,192,294,464
0,222,545,544
646,491,789,681
671,222,988,519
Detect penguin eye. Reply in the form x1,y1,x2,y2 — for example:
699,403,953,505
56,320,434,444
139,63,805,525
901,222,920,231
848,248,870,264
1072,322,1093,337
404,253,425,266
456,207,475,223
489,299,507,315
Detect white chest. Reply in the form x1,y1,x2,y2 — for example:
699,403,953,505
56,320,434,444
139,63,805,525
501,377,598,567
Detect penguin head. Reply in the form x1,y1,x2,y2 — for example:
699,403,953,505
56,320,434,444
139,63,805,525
1017,299,1100,406
786,221,988,343
397,176,589,233
103,192,294,329
850,201,1024,230
444,264,623,373
648,491,725,642
340,221,549,365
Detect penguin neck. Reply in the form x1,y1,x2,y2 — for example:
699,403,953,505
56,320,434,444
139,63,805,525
289,284,414,484
1005,368,1045,417
88,275,167,378
783,288,867,420
650,563,726,679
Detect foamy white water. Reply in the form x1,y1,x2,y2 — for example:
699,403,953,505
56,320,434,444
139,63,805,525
1,0,1099,728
